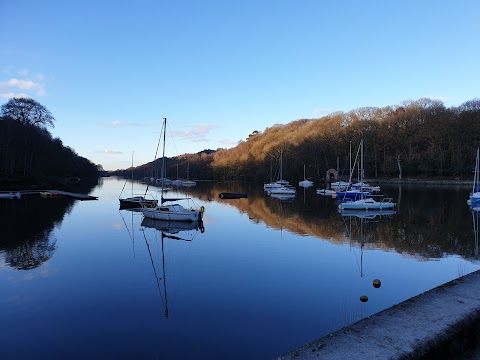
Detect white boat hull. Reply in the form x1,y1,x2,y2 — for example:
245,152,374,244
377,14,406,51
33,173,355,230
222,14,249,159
299,180,314,188
338,198,395,211
142,206,200,222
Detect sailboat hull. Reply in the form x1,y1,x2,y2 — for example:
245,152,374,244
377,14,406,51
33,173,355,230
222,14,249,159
142,204,201,222
338,198,395,211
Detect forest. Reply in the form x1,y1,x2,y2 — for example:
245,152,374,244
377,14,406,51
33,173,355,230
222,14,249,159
210,97,480,182
114,97,480,183
0,98,99,188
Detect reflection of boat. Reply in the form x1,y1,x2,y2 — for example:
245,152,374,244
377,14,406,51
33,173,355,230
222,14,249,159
142,118,204,222
471,206,479,257
468,147,480,205
141,218,203,318
141,218,204,234
269,193,296,201
339,208,396,219
219,192,248,199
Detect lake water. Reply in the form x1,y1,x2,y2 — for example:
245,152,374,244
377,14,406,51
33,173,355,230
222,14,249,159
1,177,479,359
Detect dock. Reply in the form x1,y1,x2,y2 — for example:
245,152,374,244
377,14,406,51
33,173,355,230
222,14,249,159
12,190,98,200
44,190,98,200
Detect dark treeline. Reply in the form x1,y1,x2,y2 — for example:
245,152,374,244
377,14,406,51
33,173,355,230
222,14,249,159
0,98,99,188
212,97,480,182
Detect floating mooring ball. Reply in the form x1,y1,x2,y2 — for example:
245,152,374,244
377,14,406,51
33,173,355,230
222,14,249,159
373,279,381,288
360,295,368,302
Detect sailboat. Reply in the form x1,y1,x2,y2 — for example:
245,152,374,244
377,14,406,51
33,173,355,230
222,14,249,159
142,118,205,222
468,147,480,206
299,164,314,188
264,149,290,190
119,152,158,209
181,162,196,187
338,140,395,211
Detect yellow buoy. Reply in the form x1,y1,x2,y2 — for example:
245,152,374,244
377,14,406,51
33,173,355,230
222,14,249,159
360,295,368,303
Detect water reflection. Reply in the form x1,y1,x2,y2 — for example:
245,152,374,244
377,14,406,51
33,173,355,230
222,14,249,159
0,194,75,270
139,218,204,317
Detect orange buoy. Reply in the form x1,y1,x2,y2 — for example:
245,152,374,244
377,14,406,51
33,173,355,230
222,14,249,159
373,279,381,288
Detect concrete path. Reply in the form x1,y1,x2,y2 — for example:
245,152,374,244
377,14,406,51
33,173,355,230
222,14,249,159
277,270,480,360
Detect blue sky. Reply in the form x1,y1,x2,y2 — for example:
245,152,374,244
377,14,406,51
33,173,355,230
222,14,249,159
1,1,479,170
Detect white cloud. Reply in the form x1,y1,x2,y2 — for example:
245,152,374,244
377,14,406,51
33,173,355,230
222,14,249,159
219,139,238,146
312,108,330,116
95,150,123,155
103,120,150,127
0,77,46,97
171,124,217,142
0,92,30,99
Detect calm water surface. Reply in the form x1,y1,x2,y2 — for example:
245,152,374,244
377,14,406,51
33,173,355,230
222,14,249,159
1,177,479,359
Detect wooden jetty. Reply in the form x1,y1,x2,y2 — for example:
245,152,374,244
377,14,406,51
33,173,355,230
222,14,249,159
45,190,98,200
16,190,98,200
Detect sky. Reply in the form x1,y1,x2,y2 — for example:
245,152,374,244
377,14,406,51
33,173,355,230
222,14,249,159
1,1,479,171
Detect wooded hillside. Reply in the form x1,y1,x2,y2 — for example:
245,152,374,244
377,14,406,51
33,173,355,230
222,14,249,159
212,98,480,182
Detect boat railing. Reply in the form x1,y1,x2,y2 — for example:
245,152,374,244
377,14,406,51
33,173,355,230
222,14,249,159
381,197,394,203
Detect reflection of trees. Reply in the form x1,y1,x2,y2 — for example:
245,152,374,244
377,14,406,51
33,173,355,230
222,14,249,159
4,233,57,270
0,184,95,269
191,182,478,260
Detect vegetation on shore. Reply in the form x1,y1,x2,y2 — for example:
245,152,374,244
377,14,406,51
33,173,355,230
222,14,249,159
114,97,480,183
0,98,99,190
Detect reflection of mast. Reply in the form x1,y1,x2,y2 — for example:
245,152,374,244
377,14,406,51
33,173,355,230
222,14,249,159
472,209,479,257
142,229,170,317
119,209,136,258
141,221,198,318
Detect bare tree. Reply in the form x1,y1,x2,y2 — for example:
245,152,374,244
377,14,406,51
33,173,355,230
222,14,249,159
1,98,55,128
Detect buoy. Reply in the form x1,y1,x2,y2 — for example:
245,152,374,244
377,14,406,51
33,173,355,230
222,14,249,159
373,279,381,288
360,295,368,302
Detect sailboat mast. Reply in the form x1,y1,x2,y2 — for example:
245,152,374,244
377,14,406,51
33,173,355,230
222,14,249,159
474,147,479,193
360,139,364,199
131,151,134,196
161,117,167,203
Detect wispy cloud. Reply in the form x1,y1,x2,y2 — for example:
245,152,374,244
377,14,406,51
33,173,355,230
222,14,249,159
95,150,123,155
312,108,330,116
219,139,239,146
102,120,150,127
171,124,217,142
0,72,46,98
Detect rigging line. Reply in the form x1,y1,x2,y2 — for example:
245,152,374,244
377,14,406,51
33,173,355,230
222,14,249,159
141,227,168,317
144,120,166,198
166,120,180,158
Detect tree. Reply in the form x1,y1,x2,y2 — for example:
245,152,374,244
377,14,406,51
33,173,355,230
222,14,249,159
0,98,55,128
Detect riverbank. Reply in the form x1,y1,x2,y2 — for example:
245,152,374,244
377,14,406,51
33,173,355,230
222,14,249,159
277,270,480,360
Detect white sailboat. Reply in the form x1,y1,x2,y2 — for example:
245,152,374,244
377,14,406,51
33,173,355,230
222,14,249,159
142,118,205,222
299,164,314,188
264,150,290,190
338,140,395,211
